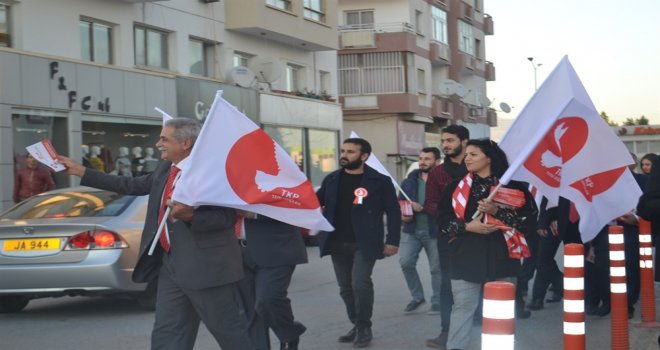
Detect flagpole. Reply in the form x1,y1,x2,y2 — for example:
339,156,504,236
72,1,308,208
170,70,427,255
148,206,170,256
471,183,502,220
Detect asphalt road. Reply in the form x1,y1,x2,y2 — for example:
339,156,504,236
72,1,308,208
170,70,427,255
2,246,660,349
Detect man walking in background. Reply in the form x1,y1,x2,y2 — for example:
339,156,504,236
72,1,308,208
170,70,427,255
399,147,442,315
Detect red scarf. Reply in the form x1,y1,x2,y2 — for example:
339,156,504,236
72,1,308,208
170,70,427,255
451,173,531,259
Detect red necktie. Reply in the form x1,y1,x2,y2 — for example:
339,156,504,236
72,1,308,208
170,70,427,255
158,166,180,252
568,202,579,224
234,213,243,239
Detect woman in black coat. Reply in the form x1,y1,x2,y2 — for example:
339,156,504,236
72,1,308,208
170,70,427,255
436,139,537,350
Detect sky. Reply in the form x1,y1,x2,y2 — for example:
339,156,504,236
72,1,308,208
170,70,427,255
484,0,660,127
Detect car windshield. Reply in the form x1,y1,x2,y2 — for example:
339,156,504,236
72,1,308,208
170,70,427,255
0,191,136,220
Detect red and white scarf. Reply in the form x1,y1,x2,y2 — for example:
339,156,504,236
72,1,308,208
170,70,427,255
451,173,531,259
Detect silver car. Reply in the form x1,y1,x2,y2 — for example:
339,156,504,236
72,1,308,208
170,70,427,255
0,186,155,313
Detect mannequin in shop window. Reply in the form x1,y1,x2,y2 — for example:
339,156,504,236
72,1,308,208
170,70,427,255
114,147,133,177
131,146,144,176
89,146,105,172
142,147,159,174
81,145,91,168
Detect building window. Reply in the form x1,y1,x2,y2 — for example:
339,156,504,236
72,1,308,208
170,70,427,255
338,52,405,95
80,19,112,64
189,38,215,77
431,6,447,44
286,64,301,92
233,52,251,67
415,10,423,35
417,69,426,94
0,4,10,47
345,9,374,29
458,21,474,55
304,0,325,22
320,71,331,95
474,38,482,60
134,25,168,69
266,0,291,11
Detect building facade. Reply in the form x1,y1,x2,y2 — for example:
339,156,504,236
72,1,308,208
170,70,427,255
0,0,342,210
336,0,496,179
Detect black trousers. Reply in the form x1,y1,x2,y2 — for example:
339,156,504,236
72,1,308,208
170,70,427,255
531,233,563,302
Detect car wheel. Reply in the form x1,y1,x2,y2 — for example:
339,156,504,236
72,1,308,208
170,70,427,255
136,279,157,311
0,296,30,313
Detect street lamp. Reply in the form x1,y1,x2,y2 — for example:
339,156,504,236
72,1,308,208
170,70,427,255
527,57,542,91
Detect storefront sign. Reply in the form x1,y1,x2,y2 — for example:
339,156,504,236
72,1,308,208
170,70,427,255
49,61,111,112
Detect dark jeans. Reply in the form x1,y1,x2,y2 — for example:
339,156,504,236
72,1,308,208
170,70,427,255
437,236,453,332
531,233,563,301
330,242,377,328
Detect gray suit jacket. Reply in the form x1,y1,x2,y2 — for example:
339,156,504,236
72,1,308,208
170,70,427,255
244,216,308,267
81,161,243,290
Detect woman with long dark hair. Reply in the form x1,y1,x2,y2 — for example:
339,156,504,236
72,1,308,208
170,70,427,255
435,139,537,350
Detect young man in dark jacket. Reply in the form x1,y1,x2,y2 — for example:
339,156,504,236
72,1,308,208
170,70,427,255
316,138,401,348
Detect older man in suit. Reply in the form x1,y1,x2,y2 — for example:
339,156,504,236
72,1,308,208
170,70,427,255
58,118,253,350
237,214,308,350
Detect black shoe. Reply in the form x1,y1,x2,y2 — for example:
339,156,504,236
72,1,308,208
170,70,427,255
596,305,611,317
516,308,532,319
280,338,299,350
405,298,425,312
338,327,356,343
425,331,448,349
628,307,635,320
527,299,544,310
546,292,562,303
353,327,372,348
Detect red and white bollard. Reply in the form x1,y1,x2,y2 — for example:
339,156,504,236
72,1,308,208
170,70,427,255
636,219,660,328
608,225,629,350
563,243,585,350
482,281,515,350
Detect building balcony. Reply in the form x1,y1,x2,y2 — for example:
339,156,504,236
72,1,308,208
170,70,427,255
429,41,450,66
460,1,474,22
224,0,338,51
338,22,415,50
459,52,476,74
485,61,496,81
483,14,494,35
432,96,454,119
487,108,498,126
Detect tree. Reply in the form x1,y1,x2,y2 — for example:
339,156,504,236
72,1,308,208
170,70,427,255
637,115,649,125
600,111,618,126
623,117,636,126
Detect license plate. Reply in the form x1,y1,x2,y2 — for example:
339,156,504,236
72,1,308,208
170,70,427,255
3,238,61,252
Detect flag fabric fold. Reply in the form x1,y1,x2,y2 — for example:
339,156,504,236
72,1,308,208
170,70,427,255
349,131,411,201
497,56,641,242
172,91,333,232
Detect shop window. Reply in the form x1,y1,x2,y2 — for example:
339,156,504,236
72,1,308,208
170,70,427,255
81,121,162,176
80,18,113,64
263,126,305,173
134,25,169,69
307,129,338,187
12,113,69,188
189,38,215,77
0,3,9,47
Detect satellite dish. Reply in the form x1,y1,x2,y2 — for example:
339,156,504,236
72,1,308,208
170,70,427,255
480,96,492,108
499,102,512,113
227,66,256,88
438,79,457,96
249,57,284,83
455,84,469,98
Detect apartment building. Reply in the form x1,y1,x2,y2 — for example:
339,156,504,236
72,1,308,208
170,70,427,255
337,0,496,178
0,0,342,210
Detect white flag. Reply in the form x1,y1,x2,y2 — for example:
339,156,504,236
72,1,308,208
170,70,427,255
155,107,173,125
172,91,333,232
498,56,640,242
